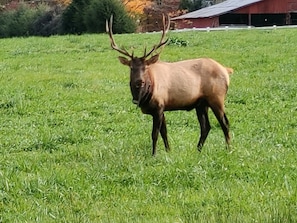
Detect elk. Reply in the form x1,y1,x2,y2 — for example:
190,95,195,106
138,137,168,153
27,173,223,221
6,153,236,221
106,15,233,156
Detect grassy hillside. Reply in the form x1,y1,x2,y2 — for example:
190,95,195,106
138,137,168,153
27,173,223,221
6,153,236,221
0,28,296,222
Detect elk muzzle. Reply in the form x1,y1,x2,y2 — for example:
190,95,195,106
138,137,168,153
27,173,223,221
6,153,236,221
130,79,152,107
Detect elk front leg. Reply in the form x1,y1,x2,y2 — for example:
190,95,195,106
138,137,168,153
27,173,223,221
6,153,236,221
151,110,164,156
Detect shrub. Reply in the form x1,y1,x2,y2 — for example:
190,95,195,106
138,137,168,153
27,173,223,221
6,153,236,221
84,0,136,34
0,3,63,38
30,6,64,36
61,0,90,34
0,3,40,37
62,0,136,34
168,36,189,47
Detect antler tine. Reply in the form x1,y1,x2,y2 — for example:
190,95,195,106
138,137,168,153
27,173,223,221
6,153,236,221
160,14,170,44
144,14,170,58
106,15,132,58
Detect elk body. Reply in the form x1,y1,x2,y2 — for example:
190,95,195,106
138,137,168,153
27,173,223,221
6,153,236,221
106,15,233,156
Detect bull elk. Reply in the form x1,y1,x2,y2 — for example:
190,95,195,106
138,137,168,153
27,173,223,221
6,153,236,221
106,15,233,156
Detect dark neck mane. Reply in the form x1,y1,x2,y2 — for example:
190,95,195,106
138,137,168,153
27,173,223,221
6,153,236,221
138,73,153,107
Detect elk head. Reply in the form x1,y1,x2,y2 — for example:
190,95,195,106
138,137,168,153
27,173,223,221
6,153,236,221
106,15,170,106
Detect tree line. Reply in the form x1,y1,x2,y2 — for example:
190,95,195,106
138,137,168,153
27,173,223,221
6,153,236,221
0,0,225,38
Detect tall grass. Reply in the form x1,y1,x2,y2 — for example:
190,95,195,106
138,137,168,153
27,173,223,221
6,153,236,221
0,28,296,222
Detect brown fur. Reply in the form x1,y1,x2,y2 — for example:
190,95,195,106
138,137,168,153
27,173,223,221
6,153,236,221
146,58,230,112
117,56,233,156
107,15,233,156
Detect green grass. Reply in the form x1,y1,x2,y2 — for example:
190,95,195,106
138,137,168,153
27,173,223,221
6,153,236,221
0,28,297,222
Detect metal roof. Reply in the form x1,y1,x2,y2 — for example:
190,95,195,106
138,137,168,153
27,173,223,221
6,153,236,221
172,0,263,20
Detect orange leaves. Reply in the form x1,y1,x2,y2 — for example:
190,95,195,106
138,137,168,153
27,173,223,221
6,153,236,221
54,0,72,6
121,0,152,15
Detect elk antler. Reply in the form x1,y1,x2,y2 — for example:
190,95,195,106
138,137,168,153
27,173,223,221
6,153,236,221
106,15,133,58
143,14,171,59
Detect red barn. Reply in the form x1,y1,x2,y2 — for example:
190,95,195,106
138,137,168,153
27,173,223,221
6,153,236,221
172,0,297,28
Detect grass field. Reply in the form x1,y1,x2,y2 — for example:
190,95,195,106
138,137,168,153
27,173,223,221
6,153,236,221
0,28,297,222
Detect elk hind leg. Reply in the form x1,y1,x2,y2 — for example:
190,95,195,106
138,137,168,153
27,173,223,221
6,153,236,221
211,103,230,148
196,102,211,152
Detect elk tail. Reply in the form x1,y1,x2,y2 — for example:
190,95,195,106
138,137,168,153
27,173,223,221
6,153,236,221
225,67,234,75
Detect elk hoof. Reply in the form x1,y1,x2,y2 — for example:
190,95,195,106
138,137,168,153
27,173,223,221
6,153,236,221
225,143,232,152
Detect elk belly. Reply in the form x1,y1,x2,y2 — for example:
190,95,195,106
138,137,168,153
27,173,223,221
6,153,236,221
152,71,202,110
167,80,202,110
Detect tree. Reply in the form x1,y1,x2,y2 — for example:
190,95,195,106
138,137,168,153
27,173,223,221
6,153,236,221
122,0,152,16
84,0,136,33
62,0,90,34
62,0,136,34
0,3,47,37
53,0,72,7
179,0,202,12
142,0,180,32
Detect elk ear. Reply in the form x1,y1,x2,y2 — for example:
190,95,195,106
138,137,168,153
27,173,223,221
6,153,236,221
146,54,159,66
118,56,130,66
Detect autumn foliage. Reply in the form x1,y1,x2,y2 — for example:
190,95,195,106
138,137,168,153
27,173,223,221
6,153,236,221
0,0,211,36
122,0,153,16
54,0,72,7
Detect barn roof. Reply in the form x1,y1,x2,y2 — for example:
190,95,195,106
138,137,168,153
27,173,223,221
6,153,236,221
172,0,263,20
